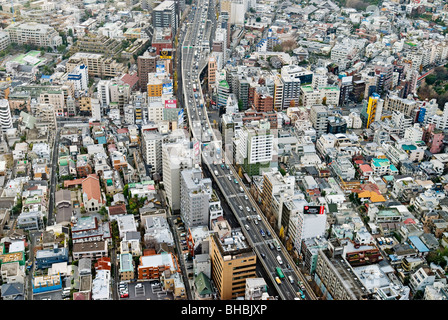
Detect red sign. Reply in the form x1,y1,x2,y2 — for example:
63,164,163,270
165,99,177,109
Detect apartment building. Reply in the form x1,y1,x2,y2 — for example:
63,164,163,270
0,99,13,133
66,52,127,79
6,22,62,48
137,51,158,91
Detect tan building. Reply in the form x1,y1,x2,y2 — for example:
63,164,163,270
147,73,163,98
79,96,91,115
66,52,127,79
210,232,257,300
208,56,217,93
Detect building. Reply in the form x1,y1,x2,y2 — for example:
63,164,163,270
0,99,13,132
67,64,88,98
162,139,194,213
6,22,62,48
180,167,212,228
210,232,256,300
141,130,163,175
137,51,158,91
364,93,384,128
310,105,329,138
137,251,180,280
66,52,127,79
152,1,177,33
82,174,104,212
234,120,274,176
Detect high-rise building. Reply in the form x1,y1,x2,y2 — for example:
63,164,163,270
152,1,177,33
0,99,13,132
208,56,218,94
147,73,163,99
260,168,295,228
141,131,163,175
234,120,274,176
67,64,89,98
217,80,231,109
180,167,212,228
253,86,274,112
162,138,194,213
364,93,384,128
137,51,158,91
310,104,329,138
210,232,256,300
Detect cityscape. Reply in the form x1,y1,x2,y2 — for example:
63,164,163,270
0,0,447,304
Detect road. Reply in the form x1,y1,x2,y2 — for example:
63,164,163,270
47,127,60,226
180,0,316,300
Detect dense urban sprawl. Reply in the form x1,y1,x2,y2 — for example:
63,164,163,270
0,0,447,302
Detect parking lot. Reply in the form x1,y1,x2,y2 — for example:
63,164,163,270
118,280,174,300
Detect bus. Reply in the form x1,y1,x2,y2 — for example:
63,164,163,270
276,267,285,279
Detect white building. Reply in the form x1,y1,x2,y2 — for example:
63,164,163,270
6,22,62,48
67,64,88,97
141,130,163,175
0,99,13,132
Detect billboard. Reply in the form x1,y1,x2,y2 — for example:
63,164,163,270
156,61,165,76
303,206,325,215
178,109,184,127
163,82,173,95
194,141,200,156
160,49,173,60
165,99,177,109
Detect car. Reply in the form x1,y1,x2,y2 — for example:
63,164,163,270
269,243,274,250
234,179,238,184
244,195,248,200
245,224,250,230
252,208,256,212
238,205,243,210
228,176,232,181
261,253,266,259
266,230,271,237
246,206,250,212
120,293,129,298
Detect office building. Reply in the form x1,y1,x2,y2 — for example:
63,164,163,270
152,1,177,33
210,232,256,300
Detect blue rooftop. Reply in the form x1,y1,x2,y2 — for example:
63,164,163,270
408,236,429,253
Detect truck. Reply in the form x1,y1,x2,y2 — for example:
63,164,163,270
193,84,197,92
